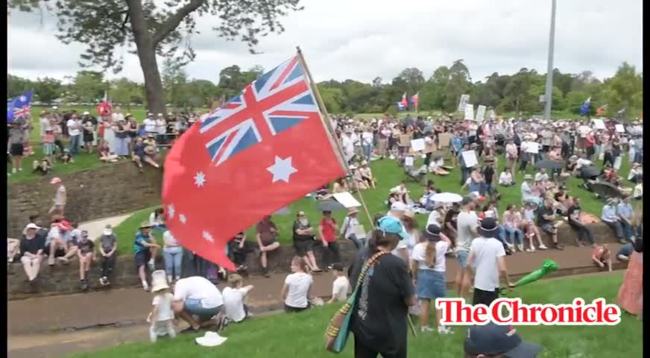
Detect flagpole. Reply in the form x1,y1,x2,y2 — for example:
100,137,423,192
296,46,375,227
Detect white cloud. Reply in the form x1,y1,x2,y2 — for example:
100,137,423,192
8,0,642,84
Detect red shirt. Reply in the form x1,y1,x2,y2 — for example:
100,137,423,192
320,218,337,243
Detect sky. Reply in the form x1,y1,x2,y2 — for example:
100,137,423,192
7,0,643,85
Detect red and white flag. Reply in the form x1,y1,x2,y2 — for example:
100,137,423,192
162,54,346,270
96,91,112,116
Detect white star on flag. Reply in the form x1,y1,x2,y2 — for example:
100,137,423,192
19,96,26,102
194,171,206,187
202,230,214,243
167,204,175,219
179,214,187,224
267,156,297,183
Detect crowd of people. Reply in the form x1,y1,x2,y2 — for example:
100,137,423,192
7,107,205,176
8,110,644,356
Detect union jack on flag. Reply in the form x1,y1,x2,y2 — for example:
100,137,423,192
200,56,318,166
7,90,33,123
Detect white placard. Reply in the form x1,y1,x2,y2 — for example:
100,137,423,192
523,141,539,154
464,104,474,120
615,124,625,133
476,105,486,122
332,192,362,208
410,138,425,152
362,132,374,141
458,94,470,112
461,150,478,168
592,119,606,129
404,156,415,167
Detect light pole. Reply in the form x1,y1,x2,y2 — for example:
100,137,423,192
544,0,557,120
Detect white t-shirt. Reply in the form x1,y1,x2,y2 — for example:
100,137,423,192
470,237,506,291
40,117,51,136
156,119,167,135
456,211,478,252
173,276,223,309
144,118,156,133
284,272,313,308
427,210,442,227
411,241,449,272
152,292,175,321
222,286,251,322
331,276,350,302
163,231,178,247
499,172,512,185
67,119,81,136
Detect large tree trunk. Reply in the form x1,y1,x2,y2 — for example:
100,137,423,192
126,0,165,115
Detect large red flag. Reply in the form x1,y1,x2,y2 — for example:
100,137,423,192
96,91,112,116
162,54,346,270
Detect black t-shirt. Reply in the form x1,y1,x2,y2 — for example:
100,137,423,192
567,205,581,224
536,206,555,226
351,254,414,354
20,235,45,255
292,220,314,242
482,166,495,184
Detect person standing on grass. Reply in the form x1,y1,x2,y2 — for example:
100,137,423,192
319,210,340,270
19,223,46,285
292,211,321,272
98,225,117,287
8,121,25,174
76,230,94,291
48,177,67,217
281,256,314,313
351,229,416,358
455,197,478,299
66,114,82,156
465,218,515,306
134,221,160,291
411,224,453,335
147,271,176,343
256,215,280,277
81,112,96,153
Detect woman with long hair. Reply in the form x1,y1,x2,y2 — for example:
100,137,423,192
410,225,452,334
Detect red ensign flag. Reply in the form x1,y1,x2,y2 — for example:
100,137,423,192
162,54,346,270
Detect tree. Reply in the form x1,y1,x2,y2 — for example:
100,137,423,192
71,71,105,104
33,77,62,104
443,60,472,112
9,0,303,114
110,78,145,109
7,74,34,98
396,68,424,95
162,58,189,108
601,62,643,117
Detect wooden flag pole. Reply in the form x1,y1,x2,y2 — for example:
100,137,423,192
296,46,375,228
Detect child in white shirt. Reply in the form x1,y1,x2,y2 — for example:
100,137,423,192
222,274,254,323
147,271,176,343
327,263,350,304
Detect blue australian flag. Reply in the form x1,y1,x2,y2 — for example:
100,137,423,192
7,90,33,123
579,97,591,117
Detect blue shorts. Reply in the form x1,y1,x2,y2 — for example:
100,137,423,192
416,269,446,300
456,250,469,268
184,298,222,321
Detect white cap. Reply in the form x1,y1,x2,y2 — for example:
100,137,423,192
390,201,407,212
24,223,40,231
195,331,228,347
83,111,90,115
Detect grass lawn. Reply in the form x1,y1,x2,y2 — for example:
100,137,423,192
110,154,636,255
71,271,641,358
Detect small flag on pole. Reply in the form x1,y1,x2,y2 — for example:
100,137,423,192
7,90,33,123
579,97,591,116
410,92,419,112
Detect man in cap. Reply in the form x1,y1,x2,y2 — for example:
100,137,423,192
99,224,118,286
341,127,357,163
465,217,514,305
377,215,410,263
456,196,479,298
20,223,47,284
134,221,161,291
464,323,542,357
601,198,626,244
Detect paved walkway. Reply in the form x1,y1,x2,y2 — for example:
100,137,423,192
78,214,131,240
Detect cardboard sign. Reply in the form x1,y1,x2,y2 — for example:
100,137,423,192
399,134,411,147
404,156,415,167
461,150,478,168
458,94,470,112
487,109,496,121
464,104,474,120
476,105,487,122
615,124,625,133
592,119,606,129
523,141,539,154
438,133,452,148
410,138,425,152
332,192,361,208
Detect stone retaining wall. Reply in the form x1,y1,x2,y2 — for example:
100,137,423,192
7,222,619,300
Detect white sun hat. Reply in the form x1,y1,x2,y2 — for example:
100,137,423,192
195,331,228,347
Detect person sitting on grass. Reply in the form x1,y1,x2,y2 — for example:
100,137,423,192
327,263,350,304
76,230,94,291
256,216,281,277
592,244,612,272
428,156,450,176
222,273,254,323
281,257,314,313
147,271,176,343
133,136,160,171
172,275,224,333
498,170,514,187
359,161,376,188
98,139,118,163
32,157,52,176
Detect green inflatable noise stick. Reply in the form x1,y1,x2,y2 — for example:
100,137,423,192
514,259,559,287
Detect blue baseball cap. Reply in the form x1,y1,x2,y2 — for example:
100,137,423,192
377,216,409,241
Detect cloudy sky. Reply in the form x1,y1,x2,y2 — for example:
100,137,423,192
8,0,642,84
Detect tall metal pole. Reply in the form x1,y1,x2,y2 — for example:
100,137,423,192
544,0,557,120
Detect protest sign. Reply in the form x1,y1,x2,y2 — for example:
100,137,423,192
615,124,625,133
461,150,478,167
476,105,486,122
404,156,415,167
332,192,362,208
592,119,606,129
523,141,539,154
464,104,474,120
410,138,425,152
458,94,470,112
